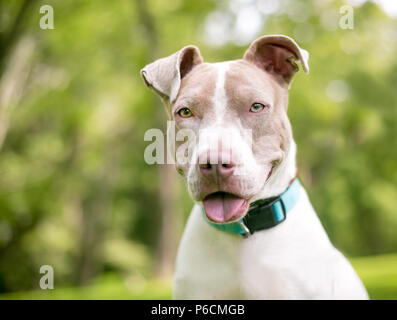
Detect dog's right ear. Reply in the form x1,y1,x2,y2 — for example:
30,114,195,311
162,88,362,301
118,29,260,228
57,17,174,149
140,46,203,103
243,35,309,88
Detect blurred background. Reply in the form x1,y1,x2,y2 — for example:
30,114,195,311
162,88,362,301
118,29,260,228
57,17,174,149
0,0,396,299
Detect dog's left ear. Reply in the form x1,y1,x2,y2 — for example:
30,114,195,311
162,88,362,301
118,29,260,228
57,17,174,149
243,35,309,87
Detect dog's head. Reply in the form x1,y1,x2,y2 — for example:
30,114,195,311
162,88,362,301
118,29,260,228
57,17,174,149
141,35,309,223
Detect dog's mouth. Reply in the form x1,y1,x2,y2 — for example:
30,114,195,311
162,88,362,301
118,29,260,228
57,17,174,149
203,192,248,223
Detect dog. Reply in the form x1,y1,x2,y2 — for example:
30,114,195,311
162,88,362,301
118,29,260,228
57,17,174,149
140,35,368,299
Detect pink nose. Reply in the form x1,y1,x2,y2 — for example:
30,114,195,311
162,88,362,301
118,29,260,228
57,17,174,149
199,154,236,179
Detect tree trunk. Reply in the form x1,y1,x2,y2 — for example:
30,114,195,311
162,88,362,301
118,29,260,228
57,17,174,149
0,36,35,149
135,0,182,279
75,146,119,285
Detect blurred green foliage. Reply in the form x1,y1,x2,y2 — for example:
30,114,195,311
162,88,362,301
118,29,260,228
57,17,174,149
0,0,396,298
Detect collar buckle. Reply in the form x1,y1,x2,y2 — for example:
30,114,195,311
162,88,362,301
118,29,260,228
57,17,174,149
243,195,287,234
238,220,251,238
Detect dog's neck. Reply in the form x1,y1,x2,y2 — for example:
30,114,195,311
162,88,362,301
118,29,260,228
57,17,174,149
252,139,298,202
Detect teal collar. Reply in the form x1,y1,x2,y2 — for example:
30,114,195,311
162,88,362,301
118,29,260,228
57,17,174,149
202,178,301,238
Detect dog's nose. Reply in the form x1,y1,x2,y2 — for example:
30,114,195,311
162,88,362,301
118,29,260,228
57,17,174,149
199,155,236,179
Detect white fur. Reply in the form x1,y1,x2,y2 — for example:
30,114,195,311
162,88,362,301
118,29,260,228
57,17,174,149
213,61,230,125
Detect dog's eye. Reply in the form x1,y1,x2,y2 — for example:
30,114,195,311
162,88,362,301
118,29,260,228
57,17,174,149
177,107,193,118
250,103,266,113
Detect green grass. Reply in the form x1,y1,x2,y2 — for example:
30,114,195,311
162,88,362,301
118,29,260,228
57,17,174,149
0,254,396,300
0,273,172,300
350,253,397,300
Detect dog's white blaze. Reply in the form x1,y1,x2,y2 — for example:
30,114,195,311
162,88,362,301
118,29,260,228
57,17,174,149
213,61,231,125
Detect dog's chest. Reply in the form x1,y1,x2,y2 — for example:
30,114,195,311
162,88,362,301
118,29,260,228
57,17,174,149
173,232,321,299
173,199,333,299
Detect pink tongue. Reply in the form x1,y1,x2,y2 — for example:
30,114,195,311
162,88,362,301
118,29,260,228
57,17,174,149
203,193,247,223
